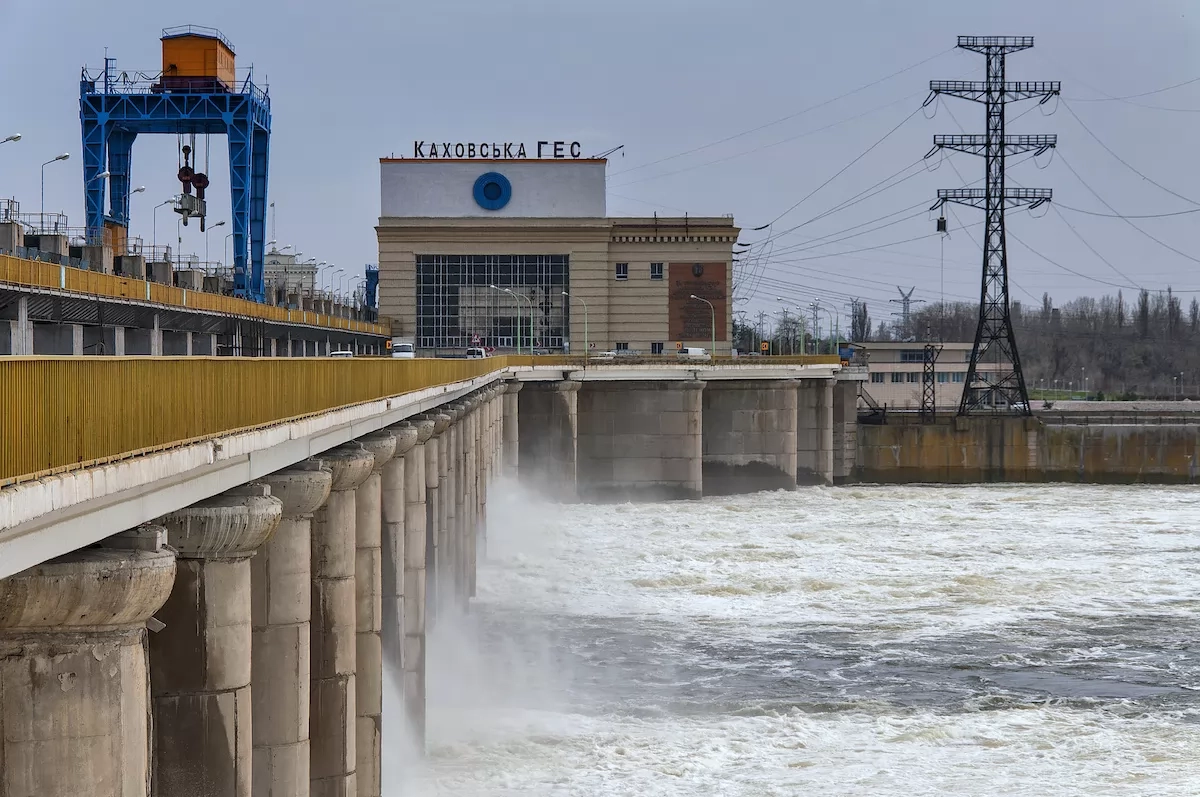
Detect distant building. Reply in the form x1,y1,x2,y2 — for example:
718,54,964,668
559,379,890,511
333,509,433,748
859,341,1006,409
264,249,316,293
375,155,736,354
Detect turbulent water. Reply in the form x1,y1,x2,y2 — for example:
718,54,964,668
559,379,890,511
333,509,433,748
398,483,1200,796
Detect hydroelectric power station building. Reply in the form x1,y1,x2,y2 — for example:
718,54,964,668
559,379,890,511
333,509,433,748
376,145,737,355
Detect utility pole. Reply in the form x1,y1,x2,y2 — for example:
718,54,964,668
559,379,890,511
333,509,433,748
920,325,941,424
928,35,1058,416
809,300,821,352
756,310,768,355
889,287,924,339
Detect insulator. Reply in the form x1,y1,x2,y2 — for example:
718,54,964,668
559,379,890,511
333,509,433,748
936,216,947,233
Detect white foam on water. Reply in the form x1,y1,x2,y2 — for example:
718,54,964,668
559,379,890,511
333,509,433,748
405,482,1200,796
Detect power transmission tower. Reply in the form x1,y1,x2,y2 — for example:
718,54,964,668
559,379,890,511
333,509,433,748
889,287,924,338
928,36,1058,416
920,338,941,424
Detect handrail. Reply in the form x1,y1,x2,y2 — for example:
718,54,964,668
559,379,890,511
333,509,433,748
0,254,389,336
0,355,841,486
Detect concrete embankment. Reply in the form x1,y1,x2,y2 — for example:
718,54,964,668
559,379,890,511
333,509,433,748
856,408,1200,484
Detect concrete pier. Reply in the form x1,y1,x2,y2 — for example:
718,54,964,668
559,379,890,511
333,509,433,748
380,425,419,742
502,381,521,477
0,535,175,797
405,418,436,741
354,432,398,797
577,380,705,501
797,379,835,485
423,412,451,627
832,380,859,482
310,445,375,797
151,485,284,797
254,461,333,797
518,379,580,499
703,380,799,494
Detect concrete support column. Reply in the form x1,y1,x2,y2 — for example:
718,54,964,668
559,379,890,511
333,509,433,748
517,379,580,499
380,425,418,723
443,404,466,610
253,461,333,797
151,485,285,797
114,325,126,355
702,379,799,495
502,381,522,477
71,323,84,355
150,314,163,356
404,418,435,741
578,380,705,501
310,445,375,797
14,296,33,354
796,379,835,485
423,413,451,627
832,380,859,483
461,396,480,604
0,532,175,797
353,432,398,797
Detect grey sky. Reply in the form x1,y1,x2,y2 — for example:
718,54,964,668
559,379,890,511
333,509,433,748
2,0,1197,330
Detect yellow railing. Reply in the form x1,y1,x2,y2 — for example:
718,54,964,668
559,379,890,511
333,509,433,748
0,353,843,486
0,254,390,336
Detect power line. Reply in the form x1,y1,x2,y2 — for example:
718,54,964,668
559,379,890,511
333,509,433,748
1060,100,1200,207
1056,203,1200,219
1067,74,1200,101
608,47,957,179
764,105,925,228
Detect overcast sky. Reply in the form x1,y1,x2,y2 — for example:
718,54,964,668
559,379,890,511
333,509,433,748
2,0,1197,330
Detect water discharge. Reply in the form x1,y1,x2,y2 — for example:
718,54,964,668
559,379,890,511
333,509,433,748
396,483,1200,796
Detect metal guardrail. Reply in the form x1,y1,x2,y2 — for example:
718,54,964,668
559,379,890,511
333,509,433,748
0,254,389,335
0,354,842,486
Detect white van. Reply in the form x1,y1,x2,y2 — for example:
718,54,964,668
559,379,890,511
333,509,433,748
465,347,488,359
677,347,709,360
330,349,354,358
391,342,415,359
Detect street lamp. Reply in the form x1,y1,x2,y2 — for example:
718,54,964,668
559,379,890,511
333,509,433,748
152,197,175,253
823,308,838,355
1,134,20,144
41,153,70,217
562,291,588,357
205,220,226,266
489,284,521,354
690,294,716,358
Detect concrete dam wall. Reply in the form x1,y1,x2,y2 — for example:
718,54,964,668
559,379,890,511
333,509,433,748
856,414,1200,484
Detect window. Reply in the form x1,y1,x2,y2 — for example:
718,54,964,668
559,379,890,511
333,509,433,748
907,372,921,383
651,342,664,354
616,342,629,351
900,349,926,363
650,262,664,280
615,262,629,280
891,372,905,383
937,372,949,383
952,372,966,383
870,372,885,383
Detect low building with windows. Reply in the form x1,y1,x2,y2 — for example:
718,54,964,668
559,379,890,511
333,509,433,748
375,156,736,355
859,341,1006,409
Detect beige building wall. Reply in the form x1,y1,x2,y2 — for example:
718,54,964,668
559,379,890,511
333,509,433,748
376,217,737,355
860,341,1005,409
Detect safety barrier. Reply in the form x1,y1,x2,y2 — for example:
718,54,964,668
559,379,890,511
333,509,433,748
0,254,390,336
1,353,841,486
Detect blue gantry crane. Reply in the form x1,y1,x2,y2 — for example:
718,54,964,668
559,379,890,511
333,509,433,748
79,25,271,300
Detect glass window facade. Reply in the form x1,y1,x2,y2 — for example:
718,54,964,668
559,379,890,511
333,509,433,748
416,254,569,350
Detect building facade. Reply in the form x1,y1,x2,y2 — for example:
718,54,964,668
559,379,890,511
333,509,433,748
376,158,737,355
859,341,1006,409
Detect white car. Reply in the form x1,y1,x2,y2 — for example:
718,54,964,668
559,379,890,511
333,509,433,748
465,347,488,359
391,342,415,359
330,349,354,358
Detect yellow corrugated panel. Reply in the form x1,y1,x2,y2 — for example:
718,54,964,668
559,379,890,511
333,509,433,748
0,254,389,336
0,356,504,485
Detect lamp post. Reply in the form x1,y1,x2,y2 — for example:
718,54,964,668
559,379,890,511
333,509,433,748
562,291,588,357
823,308,839,355
776,299,791,355
690,294,715,358
204,220,226,267
153,197,175,254
41,152,70,217
489,284,521,354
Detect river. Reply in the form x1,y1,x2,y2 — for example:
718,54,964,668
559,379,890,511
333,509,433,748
395,483,1200,796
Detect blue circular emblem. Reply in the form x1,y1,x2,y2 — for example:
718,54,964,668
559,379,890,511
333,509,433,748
473,172,512,210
